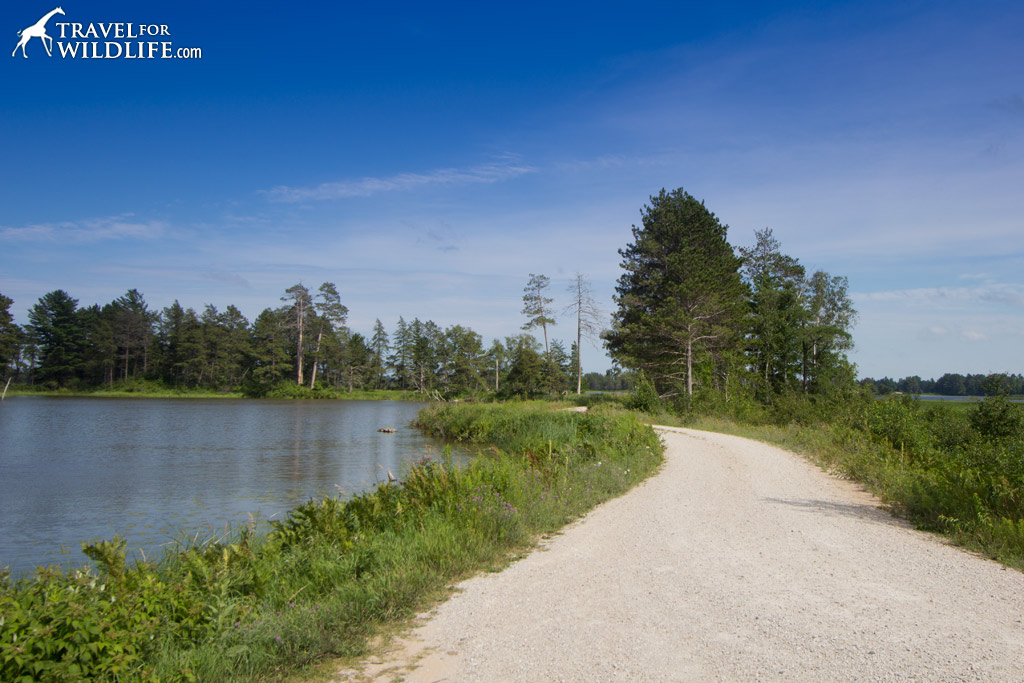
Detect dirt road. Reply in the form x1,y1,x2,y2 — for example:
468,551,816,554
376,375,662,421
341,427,1024,681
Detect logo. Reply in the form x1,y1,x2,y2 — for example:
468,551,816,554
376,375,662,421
12,6,64,58
11,6,202,60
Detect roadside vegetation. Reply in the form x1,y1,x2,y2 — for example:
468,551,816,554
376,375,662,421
626,374,1024,571
0,402,662,682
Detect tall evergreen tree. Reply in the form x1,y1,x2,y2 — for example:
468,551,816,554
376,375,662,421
606,188,746,398
370,319,389,388
251,307,292,389
281,283,312,385
108,289,156,381
308,283,348,389
521,273,555,356
27,290,87,388
156,302,203,387
0,294,22,385
338,331,372,392
78,304,117,386
389,317,412,389
218,305,252,389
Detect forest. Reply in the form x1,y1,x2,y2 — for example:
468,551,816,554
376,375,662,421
0,281,627,398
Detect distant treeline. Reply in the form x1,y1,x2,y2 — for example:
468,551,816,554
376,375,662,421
0,286,628,398
860,373,1024,396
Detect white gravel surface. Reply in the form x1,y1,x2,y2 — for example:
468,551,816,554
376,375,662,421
340,427,1024,682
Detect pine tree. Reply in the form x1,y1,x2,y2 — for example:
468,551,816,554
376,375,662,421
27,289,86,388
390,317,411,389
521,273,555,356
309,283,348,389
0,294,22,384
281,283,312,385
371,319,389,388
606,188,746,398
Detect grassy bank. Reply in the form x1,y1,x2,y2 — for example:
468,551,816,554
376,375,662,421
5,380,423,401
6,381,244,399
0,402,662,682
677,394,1024,570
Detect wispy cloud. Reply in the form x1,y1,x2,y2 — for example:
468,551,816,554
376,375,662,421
203,271,252,288
0,215,166,243
264,157,536,202
962,330,988,342
856,284,1024,309
991,93,1024,117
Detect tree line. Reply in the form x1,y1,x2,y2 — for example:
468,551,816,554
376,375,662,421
861,373,1024,397
9,186,954,408
604,187,858,406
0,277,620,397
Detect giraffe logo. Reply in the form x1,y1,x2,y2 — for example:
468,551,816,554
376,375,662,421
12,7,65,58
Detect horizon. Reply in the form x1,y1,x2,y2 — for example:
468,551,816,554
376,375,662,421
3,1,1022,380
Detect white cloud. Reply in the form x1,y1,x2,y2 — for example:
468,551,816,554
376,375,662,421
264,157,537,202
0,215,166,243
962,330,988,342
855,284,1024,310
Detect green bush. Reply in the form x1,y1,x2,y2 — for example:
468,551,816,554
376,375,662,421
625,371,661,414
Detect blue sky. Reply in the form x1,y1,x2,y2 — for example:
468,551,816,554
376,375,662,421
2,0,1022,380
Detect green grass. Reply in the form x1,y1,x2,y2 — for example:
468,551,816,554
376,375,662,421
6,382,244,399
0,402,662,682
6,381,424,402
676,395,1024,571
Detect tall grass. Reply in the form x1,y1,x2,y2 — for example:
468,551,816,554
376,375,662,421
681,394,1024,570
0,402,662,682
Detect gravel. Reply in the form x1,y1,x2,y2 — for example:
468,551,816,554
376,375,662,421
340,427,1024,682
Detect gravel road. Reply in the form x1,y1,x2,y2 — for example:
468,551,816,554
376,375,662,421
341,427,1024,682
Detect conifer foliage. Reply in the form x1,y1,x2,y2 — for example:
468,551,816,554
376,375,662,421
607,188,858,403
606,188,746,398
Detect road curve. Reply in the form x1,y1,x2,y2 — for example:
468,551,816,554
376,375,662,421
341,427,1024,682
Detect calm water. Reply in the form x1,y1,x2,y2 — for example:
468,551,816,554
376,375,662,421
0,397,463,575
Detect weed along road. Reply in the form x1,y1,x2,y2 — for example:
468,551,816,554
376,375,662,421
342,427,1024,682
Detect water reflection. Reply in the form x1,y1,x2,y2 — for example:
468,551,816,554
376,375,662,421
0,397,466,574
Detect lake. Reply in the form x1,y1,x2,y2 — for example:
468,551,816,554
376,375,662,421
0,397,463,575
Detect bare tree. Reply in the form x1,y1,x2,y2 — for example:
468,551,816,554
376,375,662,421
564,273,604,394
